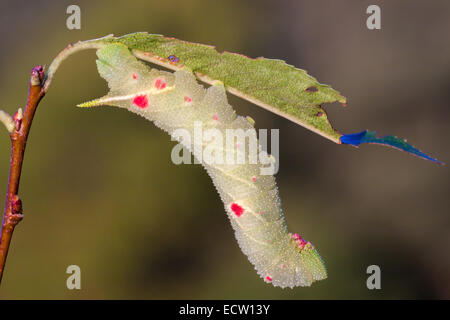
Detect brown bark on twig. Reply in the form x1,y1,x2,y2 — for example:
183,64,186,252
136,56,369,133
0,38,106,286
0,65,45,284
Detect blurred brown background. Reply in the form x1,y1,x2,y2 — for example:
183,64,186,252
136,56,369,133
0,0,448,299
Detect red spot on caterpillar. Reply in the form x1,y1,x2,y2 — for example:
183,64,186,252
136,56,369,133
133,95,148,108
292,233,307,249
184,96,192,103
265,276,272,282
230,203,244,217
132,73,138,79
154,78,166,90
251,176,257,182
212,115,219,121
292,233,302,240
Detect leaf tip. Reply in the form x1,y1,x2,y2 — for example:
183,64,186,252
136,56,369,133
340,130,443,165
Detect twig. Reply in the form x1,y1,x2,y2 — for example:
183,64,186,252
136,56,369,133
0,36,109,286
0,66,45,283
43,35,112,92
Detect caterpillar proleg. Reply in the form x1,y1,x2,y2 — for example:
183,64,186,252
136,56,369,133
79,43,327,288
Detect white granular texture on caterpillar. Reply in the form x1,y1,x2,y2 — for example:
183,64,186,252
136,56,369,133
81,44,327,288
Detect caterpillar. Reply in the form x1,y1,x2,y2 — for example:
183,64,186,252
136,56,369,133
79,43,327,288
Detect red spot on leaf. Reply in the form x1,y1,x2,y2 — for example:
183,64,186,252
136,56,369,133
133,95,148,108
281,264,286,269
317,112,323,117
265,276,272,282
132,73,138,80
184,96,192,103
230,203,244,217
154,78,166,90
212,115,219,121
251,176,257,182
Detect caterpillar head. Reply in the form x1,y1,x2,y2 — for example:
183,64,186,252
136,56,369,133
77,43,212,117
77,43,176,111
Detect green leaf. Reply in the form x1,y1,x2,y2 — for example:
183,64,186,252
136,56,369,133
99,32,346,143
45,32,441,164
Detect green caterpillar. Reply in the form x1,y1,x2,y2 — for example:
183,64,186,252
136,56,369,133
79,43,326,288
